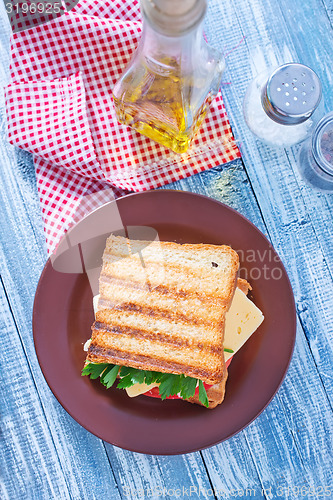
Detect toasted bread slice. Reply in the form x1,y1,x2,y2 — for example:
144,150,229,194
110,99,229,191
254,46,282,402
187,369,228,409
87,235,239,385
237,277,252,295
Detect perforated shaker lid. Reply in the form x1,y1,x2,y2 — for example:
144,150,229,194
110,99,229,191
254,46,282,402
261,63,322,125
140,0,207,36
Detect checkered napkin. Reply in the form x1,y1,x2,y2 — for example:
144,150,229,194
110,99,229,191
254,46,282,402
5,0,240,253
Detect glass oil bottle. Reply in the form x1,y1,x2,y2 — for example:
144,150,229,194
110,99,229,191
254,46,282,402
112,0,225,154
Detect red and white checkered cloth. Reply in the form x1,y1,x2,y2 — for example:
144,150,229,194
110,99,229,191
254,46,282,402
5,0,240,253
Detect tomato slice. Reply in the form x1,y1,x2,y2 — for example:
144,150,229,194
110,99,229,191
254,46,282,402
144,357,233,400
226,357,233,369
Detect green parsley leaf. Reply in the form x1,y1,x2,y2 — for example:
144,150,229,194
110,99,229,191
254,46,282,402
158,374,182,400
116,367,147,388
116,374,133,389
119,366,134,378
82,363,119,390
224,348,234,353
81,363,109,379
99,365,113,387
179,375,197,400
144,370,161,385
198,380,209,408
119,366,146,385
102,365,120,389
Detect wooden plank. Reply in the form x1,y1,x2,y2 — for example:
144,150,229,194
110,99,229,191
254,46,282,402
279,0,333,110
278,0,333,280
105,446,216,499
0,280,71,500
322,0,333,27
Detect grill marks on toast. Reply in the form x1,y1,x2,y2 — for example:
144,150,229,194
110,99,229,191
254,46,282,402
101,250,235,299
87,235,239,385
88,344,219,383
97,297,224,328
98,279,227,327
93,316,224,354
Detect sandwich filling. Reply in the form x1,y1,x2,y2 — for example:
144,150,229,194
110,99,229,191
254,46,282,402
82,361,211,406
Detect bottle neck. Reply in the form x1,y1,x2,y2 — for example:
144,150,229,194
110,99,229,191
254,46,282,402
140,0,207,37
138,17,205,72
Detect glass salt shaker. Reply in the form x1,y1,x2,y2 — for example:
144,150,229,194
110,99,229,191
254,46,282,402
112,0,225,154
243,63,323,147
297,112,333,191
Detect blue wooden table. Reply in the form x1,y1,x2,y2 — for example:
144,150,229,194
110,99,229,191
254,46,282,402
1,1,333,499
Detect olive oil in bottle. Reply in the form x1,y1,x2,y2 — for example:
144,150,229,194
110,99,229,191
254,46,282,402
113,0,225,154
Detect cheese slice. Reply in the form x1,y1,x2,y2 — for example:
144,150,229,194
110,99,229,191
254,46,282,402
83,338,92,352
93,294,100,315
125,382,159,398
223,288,264,362
90,288,264,397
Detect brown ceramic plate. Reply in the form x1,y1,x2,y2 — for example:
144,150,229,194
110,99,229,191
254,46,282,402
33,190,296,455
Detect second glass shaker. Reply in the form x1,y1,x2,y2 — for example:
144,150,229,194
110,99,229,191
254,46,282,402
298,112,333,191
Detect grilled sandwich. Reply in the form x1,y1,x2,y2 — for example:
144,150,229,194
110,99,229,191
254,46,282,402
83,234,263,408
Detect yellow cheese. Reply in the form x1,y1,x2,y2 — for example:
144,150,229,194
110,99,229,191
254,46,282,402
83,339,91,352
125,382,160,398
224,288,264,362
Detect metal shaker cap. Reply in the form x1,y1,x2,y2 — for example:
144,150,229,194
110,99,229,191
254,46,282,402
140,0,207,36
261,63,322,125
